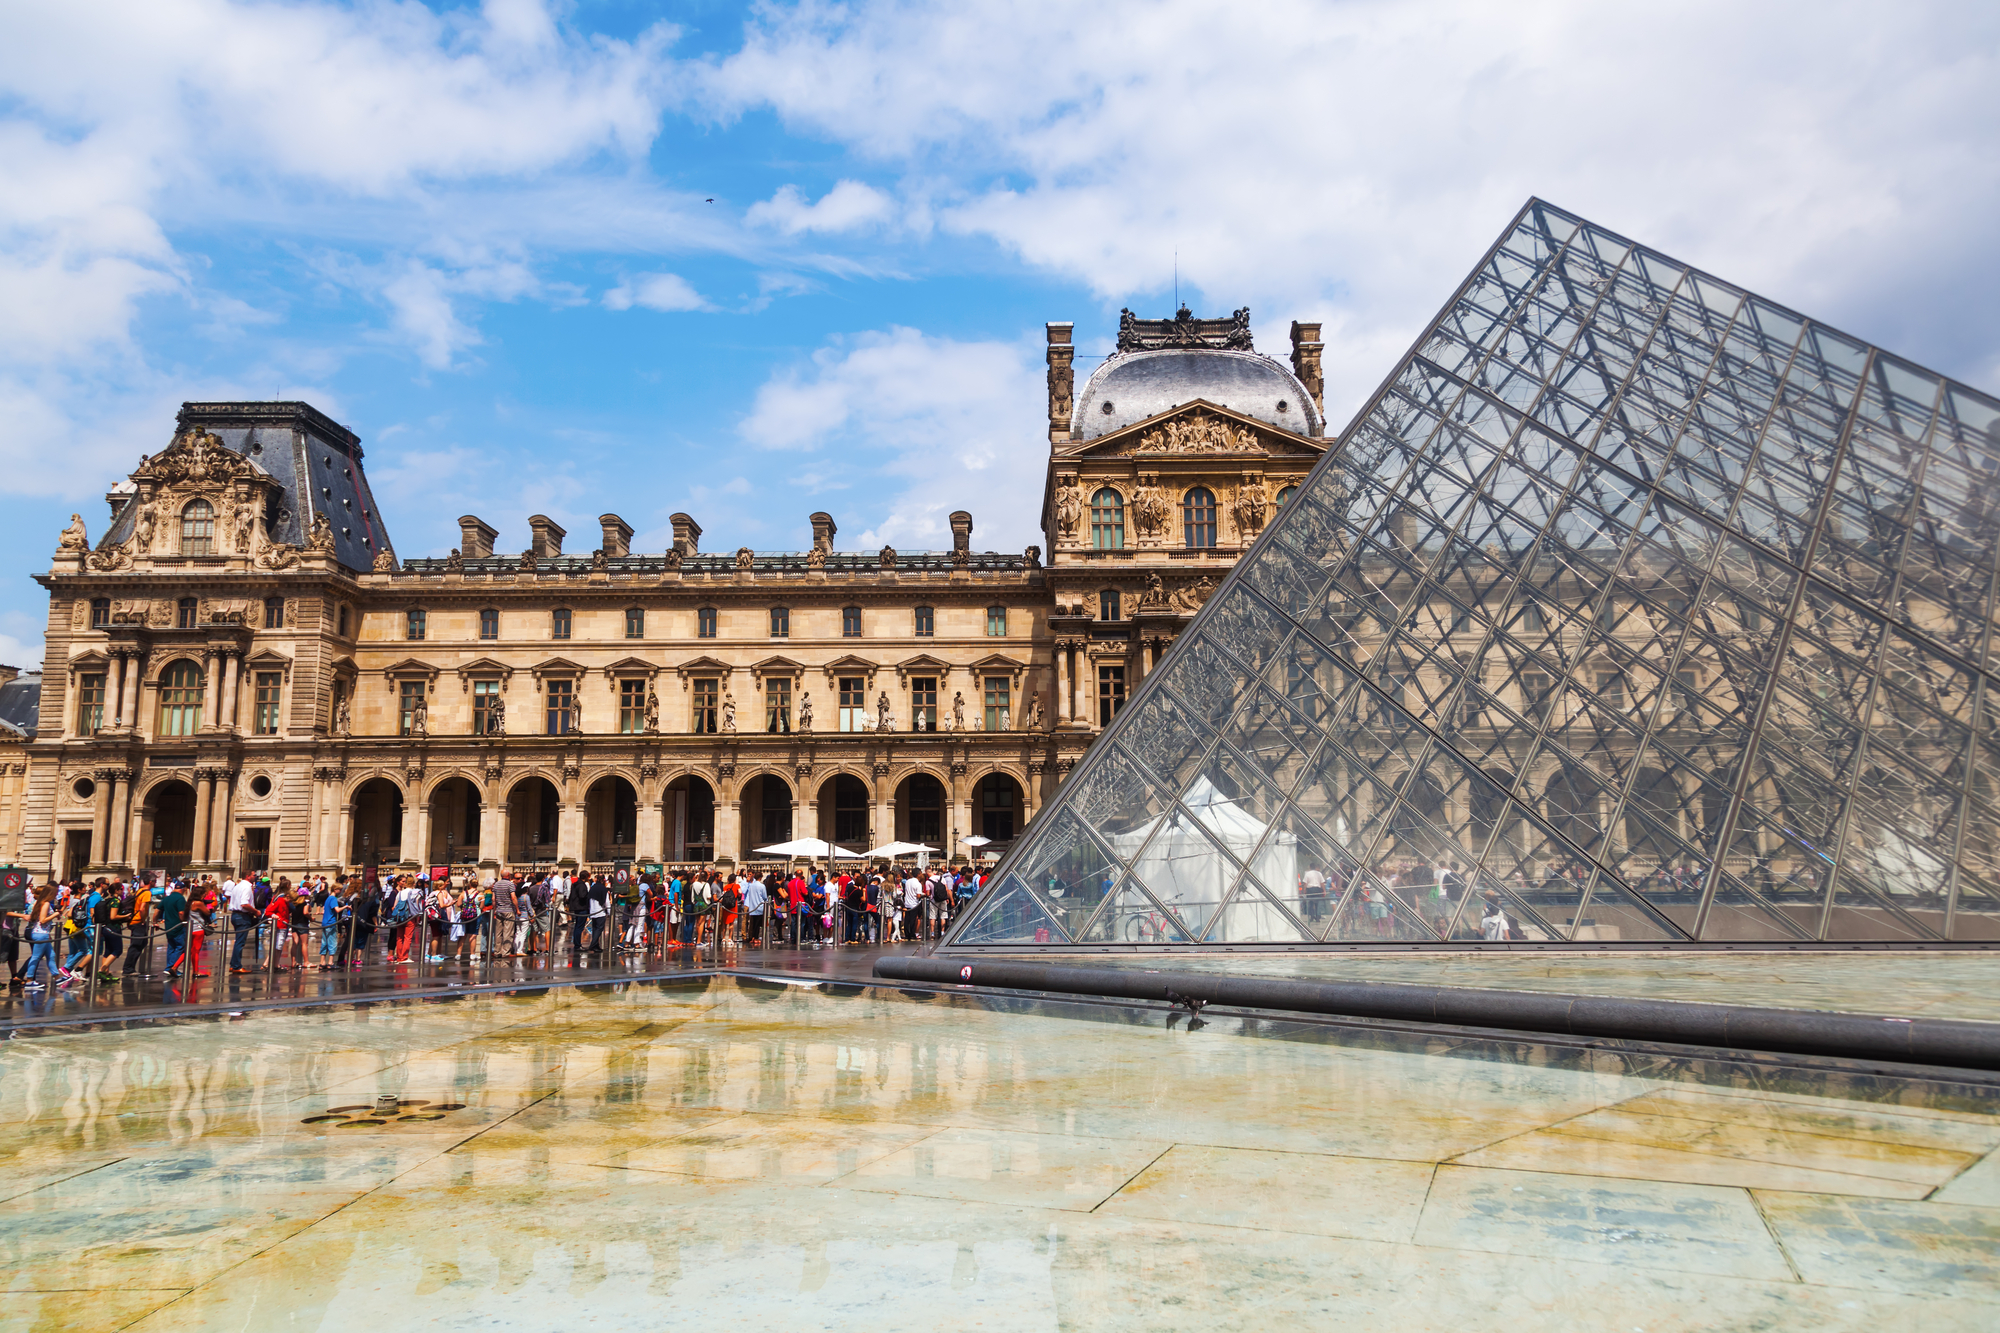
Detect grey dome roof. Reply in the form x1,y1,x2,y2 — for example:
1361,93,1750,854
1074,348,1322,441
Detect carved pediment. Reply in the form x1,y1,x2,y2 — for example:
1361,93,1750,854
1062,401,1323,460
600,655,660,682
453,656,517,689
673,655,733,686
893,653,952,681
137,428,267,489
529,656,587,683
381,657,441,681
750,654,806,683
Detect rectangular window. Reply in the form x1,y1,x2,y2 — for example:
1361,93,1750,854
983,675,1011,731
252,672,282,735
697,606,717,638
691,679,718,734
545,679,575,735
619,678,647,734
838,676,867,732
1521,602,1545,632
1097,666,1126,725
551,608,572,640
765,677,792,733
625,607,645,639
472,679,501,735
337,605,349,637
1099,590,1121,622
399,680,425,736
910,676,937,732
177,598,197,630
986,605,1007,636
1595,671,1627,711
89,597,110,628
1521,671,1552,721
1450,604,1475,635
78,673,105,734
769,606,790,638
406,608,426,641
1676,669,1701,713
479,608,499,640
1596,597,1621,631
842,606,862,638
914,605,934,637
263,597,284,630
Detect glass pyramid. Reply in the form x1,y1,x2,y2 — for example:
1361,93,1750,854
950,199,2000,949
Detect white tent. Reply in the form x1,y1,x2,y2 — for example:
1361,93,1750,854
1101,777,1302,941
862,841,937,860
753,837,863,860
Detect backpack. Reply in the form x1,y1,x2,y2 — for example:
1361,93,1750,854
722,884,742,911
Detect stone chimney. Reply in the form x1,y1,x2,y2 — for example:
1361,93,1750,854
598,513,633,558
949,511,973,554
0,665,18,685
1289,320,1324,418
669,513,702,557
458,515,498,559
528,515,566,558
809,512,837,553
1046,323,1074,443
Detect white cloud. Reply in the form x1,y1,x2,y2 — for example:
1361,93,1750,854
604,272,708,312
702,0,2000,411
740,326,1045,551
747,180,896,235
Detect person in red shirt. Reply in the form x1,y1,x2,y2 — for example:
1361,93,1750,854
786,871,807,948
264,883,292,969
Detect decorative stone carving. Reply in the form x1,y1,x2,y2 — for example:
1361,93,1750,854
1133,407,1258,454
797,692,813,734
487,694,506,736
940,700,955,732
1133,484,1171,537
59,513,87,551
332,697,351,736
202,598,256,625
1139,572,1170,610
1027,696,1045,731
876,691,893,732
569,697,583,735
86,544,133,572
878,545,897,572
259,543,303,571
409,696,428,739
1053,478,1083,538
590,548,607,572
721,692,737,734
734,546,755,571
230,500,254,554
806,546,827,570
518,549,537,572
1233,475,1269,537
283,597,299,627
307,512,335,553
643,687,659,734
150,428,249,487
1024,544,1041,568
313,766,345,783
133,502,156,553
147,600,174,628
951,691,966,731
444,548,463,573
484,754,504,780
662,548,683,573
1170,576,1218,612
1116,304,1254,353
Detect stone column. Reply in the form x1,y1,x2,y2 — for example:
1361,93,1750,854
1055,646,1073,726
634,785,662,864
200,653,221,730
222,653,242,729
192,770,216,864
479,786,509,866
89,770,114,867
715,798,741,864
213,772,236,872
336,802,355,871
117,653,141,729
556,799,583,865
110,771,135,866
410,794,433,867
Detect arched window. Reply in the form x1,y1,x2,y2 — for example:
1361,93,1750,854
1182,487,1218,548
1275,485,1298,507
157,660,204,737
1090,487,1125,549
180,499,215,555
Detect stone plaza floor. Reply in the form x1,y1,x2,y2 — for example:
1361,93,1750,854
2,973,1996,1330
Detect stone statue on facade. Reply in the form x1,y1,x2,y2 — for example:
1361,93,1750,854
876,692,893,732
487,693,506,736
734,546,755,571
1024,544,1041,568
643,687,659,733
662,547,683,573
332,695,351,737
721,692,737,734
519,548,538,572
569,697,583,735
797,692,813,733
134,502,156,552
1027,696,1045,731
1133,486,1170,538
1233,476,1269,537
806,546,826,570
939,698,955,732
878,545,897,571
1140,571,1169,609
1170,575,1218,612
307,512,335,553
410,696,428,739
444,547,463,573
59,513,88,551
951,691,966,731
232,501,254,553
591,548,607,572
372,549,396,573
1053,479,1083,538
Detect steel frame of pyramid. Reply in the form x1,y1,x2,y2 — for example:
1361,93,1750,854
948,199,2000,950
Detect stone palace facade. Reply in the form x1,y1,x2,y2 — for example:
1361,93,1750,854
10,309,1327,881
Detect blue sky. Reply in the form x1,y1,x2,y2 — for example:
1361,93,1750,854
3,0,1998,668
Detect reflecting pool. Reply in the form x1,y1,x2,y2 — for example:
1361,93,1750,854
3,978,1997,1329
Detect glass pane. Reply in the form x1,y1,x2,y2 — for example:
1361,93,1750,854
952,878,1071,945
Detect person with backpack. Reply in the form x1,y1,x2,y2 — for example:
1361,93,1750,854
718,875,743,955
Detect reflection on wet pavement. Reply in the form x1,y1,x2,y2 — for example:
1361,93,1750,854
986,950,2000,1021
2,978,1995,1330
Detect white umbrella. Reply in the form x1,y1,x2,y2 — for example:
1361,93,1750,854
861,841,938,859
963,835,993,847
753,837,862,859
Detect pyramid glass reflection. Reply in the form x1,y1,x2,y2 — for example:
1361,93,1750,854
950,199,2000,948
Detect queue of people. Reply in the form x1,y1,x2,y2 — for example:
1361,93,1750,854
0,863,989,990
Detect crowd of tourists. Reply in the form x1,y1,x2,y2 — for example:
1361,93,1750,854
0,864,988,990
